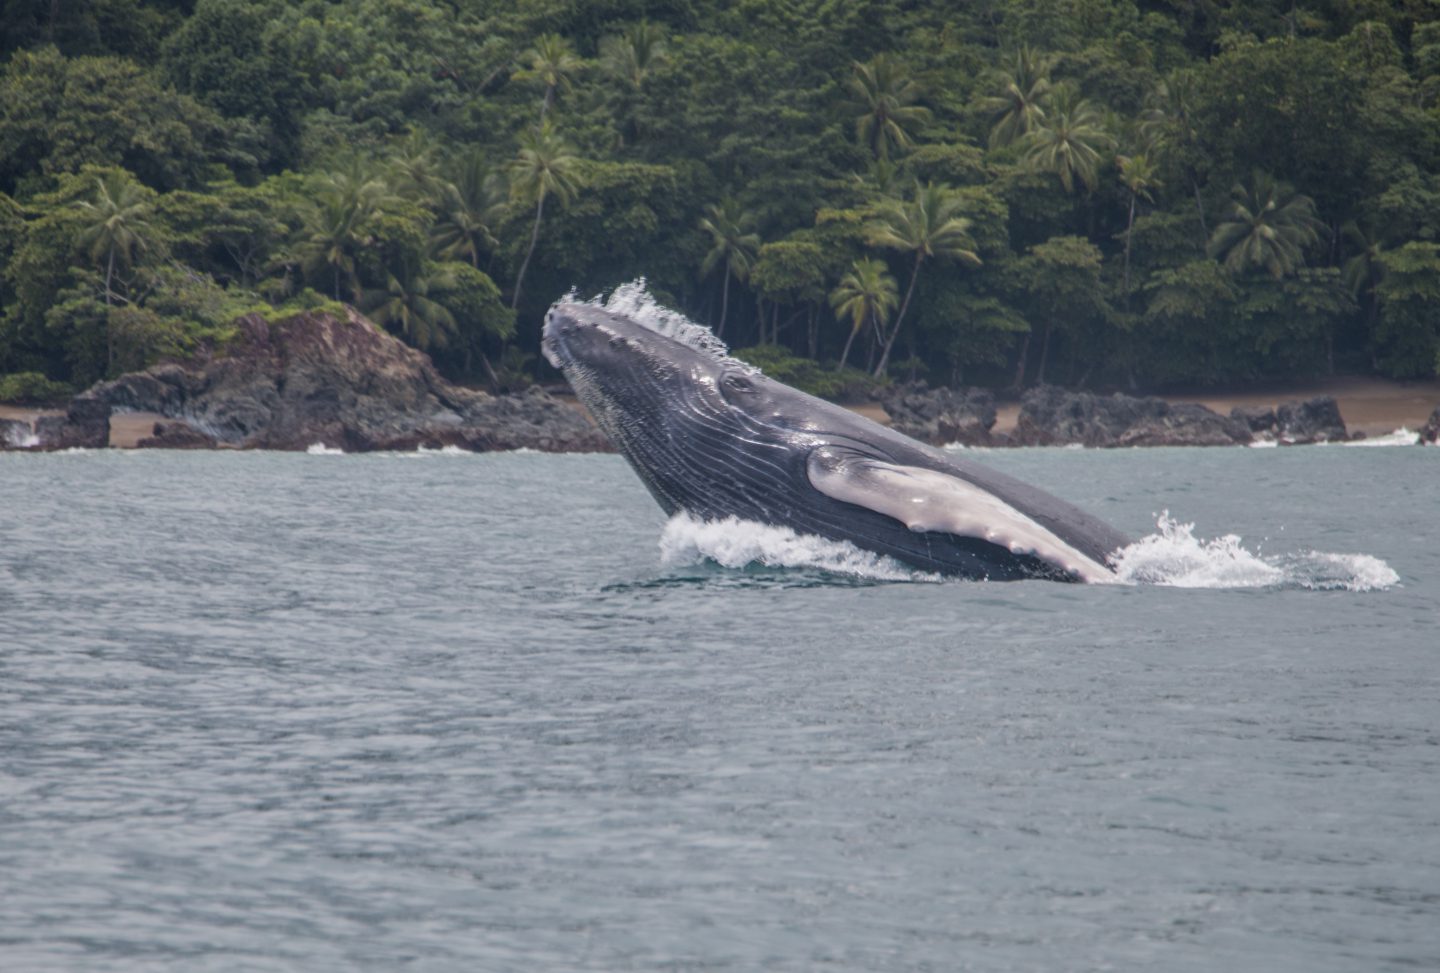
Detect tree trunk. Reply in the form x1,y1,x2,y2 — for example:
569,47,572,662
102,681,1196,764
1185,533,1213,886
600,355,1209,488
1036,323,1053,385
1190,174,1207,241
836,319,861,372
1012,331,1032,389
512,192,546,311
716,271,730,338
874,256,922,378
1123,193,1136,298
807,304,818,359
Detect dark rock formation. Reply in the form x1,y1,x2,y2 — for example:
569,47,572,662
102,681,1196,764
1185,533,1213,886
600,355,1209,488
136,419,219,450
1421,405,1440,445
30,397,111,449
1014,386,1252,448
1275,396,1347,444
46,308,609,453
877,381,998,446
1230,397,1348,443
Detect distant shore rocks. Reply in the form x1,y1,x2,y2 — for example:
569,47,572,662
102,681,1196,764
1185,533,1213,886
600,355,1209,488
880,382,1359,449
1423,405,1440,445
9,308,610,453
1012,386,1253,448
1230,397,1349,444
876,382,999,447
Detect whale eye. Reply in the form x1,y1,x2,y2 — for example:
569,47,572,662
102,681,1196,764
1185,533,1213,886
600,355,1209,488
722,373,754,393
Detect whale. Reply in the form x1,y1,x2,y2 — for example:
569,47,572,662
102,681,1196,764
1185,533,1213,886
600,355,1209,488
542,297,1131,581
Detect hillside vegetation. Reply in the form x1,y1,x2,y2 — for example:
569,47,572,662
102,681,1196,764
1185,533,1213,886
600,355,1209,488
3,0,1438,398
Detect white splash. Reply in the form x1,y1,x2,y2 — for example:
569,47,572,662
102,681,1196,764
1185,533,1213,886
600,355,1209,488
581,280,754,372
1110,513,1399,591
416,444,468,455
659,513,938,582
1339,428,1420,447
305,442,345,455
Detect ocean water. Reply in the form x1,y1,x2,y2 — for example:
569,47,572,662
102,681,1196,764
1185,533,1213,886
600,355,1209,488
1,445,1437,972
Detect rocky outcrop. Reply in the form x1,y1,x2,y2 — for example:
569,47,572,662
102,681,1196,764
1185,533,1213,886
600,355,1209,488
1421,405,1440,445
1229,396,1347,444
23,308,609,453
1013,386,1252,448
877,382,997,446
30,397,112,449
135,419,219,450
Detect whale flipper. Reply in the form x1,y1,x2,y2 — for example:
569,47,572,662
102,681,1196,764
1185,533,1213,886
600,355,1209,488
805,446,1116,583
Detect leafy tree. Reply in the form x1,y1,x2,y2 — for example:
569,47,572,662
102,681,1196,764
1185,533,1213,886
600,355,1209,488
1206,170,1323,279
0,46,229,194
865,182,981,377
829,258,897,373
1371,243,1440,378
698,199,761,339
847,54,931,161
506,123,584,312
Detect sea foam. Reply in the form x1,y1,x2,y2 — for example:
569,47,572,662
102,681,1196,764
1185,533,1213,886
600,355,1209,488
659,511,1399,591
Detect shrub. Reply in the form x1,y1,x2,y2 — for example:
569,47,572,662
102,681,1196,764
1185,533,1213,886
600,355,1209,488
0,372,74,405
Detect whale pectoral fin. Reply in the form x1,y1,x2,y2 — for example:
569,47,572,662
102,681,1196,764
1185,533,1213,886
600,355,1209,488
805,447,1115,582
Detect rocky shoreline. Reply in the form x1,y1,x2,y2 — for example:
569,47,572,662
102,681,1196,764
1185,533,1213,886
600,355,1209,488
878,381,1440,448
2,308,610,453
4,310,1439,453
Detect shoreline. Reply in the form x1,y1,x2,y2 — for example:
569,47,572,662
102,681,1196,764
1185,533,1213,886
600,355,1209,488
5,374,1439,449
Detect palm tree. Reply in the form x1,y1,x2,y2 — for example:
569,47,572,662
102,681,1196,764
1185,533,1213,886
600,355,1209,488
514,34,583,124
865,182,981,377
362,259,458,351
1206,170,1324,278
386,131,448,205
829,258,898,372
1021,91,1114,194
433,154,502,269
1140,73,1208,236
297,197,363,302
506,123,585,311
1117,152,1161,294
74,173,155,374
977,46,1055,149
698,199,761,339
848,54,931,160
600,20,667,90
1340,221,1386,331
74,173,154,308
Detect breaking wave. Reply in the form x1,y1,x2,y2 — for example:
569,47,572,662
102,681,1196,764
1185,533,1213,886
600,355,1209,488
658,511,1399,592
1109,513,1399,591
659,513,938,583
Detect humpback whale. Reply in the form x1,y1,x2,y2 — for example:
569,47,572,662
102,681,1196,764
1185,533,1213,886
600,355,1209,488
542,296,1130,581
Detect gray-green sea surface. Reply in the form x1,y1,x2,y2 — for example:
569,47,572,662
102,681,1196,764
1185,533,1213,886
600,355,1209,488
1,444,1437,971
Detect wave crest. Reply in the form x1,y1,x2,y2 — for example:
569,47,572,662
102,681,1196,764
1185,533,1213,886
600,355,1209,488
1110,513,1399,591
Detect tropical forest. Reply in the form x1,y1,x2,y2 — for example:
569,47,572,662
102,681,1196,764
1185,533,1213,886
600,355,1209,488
3,0,1439,403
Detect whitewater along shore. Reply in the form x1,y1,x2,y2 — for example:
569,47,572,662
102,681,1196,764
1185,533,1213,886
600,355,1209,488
3,309,1439,451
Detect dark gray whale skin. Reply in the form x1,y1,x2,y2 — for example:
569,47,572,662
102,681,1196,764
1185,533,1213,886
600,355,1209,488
542,302,1131,581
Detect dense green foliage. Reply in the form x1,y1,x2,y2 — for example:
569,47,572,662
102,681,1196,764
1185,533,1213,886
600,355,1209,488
3,0,1439,393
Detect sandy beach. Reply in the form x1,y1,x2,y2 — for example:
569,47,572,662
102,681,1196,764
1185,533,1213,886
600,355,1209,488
5,375,1439,447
